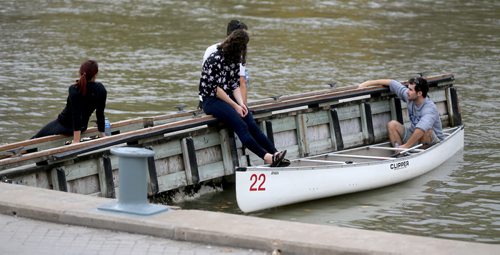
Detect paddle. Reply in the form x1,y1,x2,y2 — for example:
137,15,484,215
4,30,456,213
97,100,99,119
390,143,423,157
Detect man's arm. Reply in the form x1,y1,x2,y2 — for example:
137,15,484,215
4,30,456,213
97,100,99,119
358,79,392,88
72,130,81,144
239,76,247,105
239,64,247,105
402,128,425,148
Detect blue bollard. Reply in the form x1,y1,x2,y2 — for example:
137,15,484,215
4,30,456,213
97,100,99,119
98,147,168,215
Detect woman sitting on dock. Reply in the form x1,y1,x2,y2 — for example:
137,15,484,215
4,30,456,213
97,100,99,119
198,29,287,167
32,60,107,144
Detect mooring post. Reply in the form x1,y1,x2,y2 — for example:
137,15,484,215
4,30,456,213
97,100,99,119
98,147,168,215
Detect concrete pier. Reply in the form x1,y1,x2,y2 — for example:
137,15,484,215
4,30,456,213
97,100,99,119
0,183,498,255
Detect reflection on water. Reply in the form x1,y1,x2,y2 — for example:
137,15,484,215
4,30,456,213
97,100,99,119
1,0,499,244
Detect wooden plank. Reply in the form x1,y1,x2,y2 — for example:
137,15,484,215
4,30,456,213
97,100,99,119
309,139,334,155
339,118,362,136
428,89,447,103
155,155,183,176
63,159,99,182
342,133,364,149
192,131,221,150
269,116,296,133
151,140,182,159
296,113,309,157
273,130,297,148
219,129,235,176
67,174,100,195
198,162,225,182
307,124,331,142
156,171,188,192
304,111,330,127
372,113,391,142
370,100,391,115
336,104,361,121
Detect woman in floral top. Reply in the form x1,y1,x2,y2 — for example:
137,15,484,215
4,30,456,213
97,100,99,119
198,29,287,167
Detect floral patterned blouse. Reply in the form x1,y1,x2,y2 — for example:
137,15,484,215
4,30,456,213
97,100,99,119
199,50,240,99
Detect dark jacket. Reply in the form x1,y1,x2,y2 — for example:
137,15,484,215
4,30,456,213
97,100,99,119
57,82,107,132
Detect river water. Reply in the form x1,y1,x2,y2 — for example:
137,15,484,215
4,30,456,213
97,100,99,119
1,0,498,244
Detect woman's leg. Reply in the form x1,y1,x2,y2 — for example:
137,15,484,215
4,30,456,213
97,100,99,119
203,98,268,159
242,111,277,154
31,119,72,139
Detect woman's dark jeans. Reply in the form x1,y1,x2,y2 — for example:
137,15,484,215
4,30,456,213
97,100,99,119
202,97,277,159
31,119,83,139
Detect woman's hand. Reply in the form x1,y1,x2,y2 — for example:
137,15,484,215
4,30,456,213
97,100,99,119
233,87,248,117
234,104,247,117
240,103,248,117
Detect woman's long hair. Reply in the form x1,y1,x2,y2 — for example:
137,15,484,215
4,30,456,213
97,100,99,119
218,29,249,65
75,60,98,96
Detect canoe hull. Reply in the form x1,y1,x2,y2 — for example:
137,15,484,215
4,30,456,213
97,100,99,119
236,126,464,213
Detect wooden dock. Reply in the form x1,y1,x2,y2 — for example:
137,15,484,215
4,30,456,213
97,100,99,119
0,74,461,198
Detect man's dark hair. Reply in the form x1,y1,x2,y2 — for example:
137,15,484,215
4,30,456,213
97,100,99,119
409,77,429,97
227,20,247,35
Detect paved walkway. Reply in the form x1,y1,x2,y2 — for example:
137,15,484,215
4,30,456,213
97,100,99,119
0,214,266,255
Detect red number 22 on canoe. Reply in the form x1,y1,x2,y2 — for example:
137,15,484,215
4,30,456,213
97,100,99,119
249,173,266,191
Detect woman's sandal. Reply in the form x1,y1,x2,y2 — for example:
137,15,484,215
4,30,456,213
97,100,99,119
278,158,290,167
270,150,287,167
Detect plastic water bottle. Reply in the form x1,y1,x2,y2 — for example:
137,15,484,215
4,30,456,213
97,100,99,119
104,117,111,136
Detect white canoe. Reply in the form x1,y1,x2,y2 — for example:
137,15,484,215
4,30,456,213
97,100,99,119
236,125,464,213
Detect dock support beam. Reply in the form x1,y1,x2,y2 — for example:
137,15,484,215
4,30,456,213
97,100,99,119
391,98,404,124
99,154,115,198
51,168,67,192
329,108,344,151
296,113,309,157
145,146,159,196
182,137,199,185
447,87,462,126
361,103,375,144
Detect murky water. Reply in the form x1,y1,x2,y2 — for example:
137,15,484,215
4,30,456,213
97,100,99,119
1,0,499,244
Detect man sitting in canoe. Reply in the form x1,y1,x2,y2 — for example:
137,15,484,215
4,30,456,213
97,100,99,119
358,77,444,149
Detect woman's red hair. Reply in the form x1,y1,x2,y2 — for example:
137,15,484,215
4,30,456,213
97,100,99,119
75,60,98,96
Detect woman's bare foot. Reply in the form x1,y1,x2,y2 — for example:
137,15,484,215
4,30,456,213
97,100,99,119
264,153,273,164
